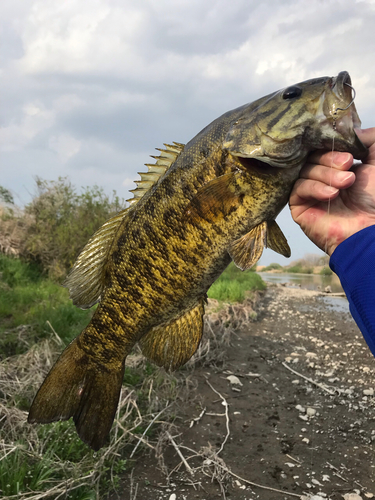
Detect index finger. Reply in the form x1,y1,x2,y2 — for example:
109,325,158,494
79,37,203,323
306,151,353,170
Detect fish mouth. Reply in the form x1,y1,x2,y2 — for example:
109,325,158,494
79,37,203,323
324,71,368,160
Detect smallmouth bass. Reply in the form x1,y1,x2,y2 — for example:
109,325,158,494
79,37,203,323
28,71,368,450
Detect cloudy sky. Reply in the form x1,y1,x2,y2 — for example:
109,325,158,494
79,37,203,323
2,0,375,265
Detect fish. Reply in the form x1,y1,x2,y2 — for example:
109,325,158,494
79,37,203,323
28,71,368,450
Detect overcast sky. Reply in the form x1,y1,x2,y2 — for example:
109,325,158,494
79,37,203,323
2,0,375,265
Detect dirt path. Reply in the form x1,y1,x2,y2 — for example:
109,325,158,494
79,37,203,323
114,285,375,500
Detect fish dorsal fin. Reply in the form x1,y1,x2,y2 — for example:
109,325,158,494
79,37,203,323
127,142,184,205
139,298,205,371
266,220,291,258
63,207,130,309
64,141,184,309
229,222,267,271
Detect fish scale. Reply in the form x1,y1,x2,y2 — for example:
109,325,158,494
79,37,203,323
28,71,368,450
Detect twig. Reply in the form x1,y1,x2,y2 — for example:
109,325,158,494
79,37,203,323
180,445,302,499
286,454,302,465
130,405,169,458
326,461,348,482
166,431,194,476
0,445,17,462
46,320,64,345
205,379,230,455
189,407,206,428
282,362,335,395
130,469,139,500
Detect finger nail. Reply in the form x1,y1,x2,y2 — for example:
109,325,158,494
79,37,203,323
339,171,355,183
333,152,352,166
323,186,339,196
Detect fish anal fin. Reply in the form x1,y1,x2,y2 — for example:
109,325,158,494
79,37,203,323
229,222,267,270
266,220,291,258
185,173,240,223
63,207,130,309
139,299,205,371
28,338,125,451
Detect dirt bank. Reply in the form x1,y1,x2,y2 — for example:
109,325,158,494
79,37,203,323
114,285,375,500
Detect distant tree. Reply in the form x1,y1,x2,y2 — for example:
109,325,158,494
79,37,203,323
0,186,14,205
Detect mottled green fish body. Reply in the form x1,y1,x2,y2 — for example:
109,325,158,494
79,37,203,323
28,71,367,450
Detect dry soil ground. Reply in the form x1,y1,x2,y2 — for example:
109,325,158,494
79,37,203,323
113,284,375,500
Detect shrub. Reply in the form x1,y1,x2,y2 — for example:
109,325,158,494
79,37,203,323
320,266,333,276
22,177,125,280
262,262,283,271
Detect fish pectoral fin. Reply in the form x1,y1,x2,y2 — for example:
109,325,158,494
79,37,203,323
266,220,291,258
185,173,240,223
28,338,125,451
229,222,267,271
63,207,131,309
139,299,206,371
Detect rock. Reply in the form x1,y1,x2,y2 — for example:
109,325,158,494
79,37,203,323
169,495,177,500
306,407,317,417
296,404,306,413
363,388,374,396
342,494,363,500
306,352,318,358
325,286,332,293
226,375,243,386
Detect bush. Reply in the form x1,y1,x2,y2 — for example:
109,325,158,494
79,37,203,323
22,177,125,280
320,266,333,275
262,262,283,271
287,263,313,274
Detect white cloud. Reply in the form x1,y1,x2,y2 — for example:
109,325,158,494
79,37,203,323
0,101,54,151
2,0,375,263
48,133,81,162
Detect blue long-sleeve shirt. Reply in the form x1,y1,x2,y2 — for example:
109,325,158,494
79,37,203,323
330,225,375,356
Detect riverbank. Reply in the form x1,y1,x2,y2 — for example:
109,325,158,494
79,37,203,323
114,284,375,500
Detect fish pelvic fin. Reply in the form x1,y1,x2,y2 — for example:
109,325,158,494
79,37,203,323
28,338,125,451
63,207,131,309
266,220,291,258
229,222,267,270
229,220,291,270
139,299,206,371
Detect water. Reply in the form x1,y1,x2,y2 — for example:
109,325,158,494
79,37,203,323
258,272,344,293
259,272,350,313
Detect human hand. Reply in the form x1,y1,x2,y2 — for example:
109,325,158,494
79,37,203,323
289,127,375,256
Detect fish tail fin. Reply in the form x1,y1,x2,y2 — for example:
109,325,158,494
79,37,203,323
28,338,125,451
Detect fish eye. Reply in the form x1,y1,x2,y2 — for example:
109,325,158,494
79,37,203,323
282,86,302,99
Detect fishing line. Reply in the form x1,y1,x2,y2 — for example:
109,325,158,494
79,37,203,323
324,82,356,256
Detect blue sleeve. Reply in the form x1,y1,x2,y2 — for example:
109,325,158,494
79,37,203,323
330,225,375,357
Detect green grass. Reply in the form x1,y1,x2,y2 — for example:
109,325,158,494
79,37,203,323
0,254,263,498
208,262,266,303
0,254,94,357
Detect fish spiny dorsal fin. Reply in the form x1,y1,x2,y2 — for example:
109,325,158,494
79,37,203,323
126,142,184,205
63,207,130,309
64,142,185,308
